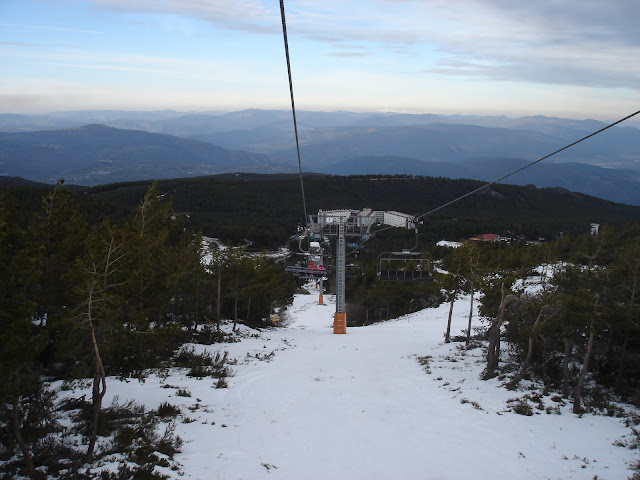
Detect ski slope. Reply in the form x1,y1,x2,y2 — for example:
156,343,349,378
79,285,638,479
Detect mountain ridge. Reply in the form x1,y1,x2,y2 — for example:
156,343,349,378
0,124,291,186
1,109,638,204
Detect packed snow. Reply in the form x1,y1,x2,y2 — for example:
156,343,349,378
60,285,638,479
436,240,462,248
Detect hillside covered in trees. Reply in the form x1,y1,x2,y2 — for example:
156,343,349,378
0,181,296,478
5,173,640,249
2,175,640,478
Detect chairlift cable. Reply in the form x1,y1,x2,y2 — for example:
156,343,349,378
279,0,308,225
278,6,638,286
360,109,640,243
414,109,640,220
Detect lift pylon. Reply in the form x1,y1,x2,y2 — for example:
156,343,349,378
285,241,328,305
304,209,418,334
333,220,347,333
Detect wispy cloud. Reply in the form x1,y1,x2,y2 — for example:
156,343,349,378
0,23,103,34
3,46,246,82
78,0,640,90
4,0,638,116
0,40,41,47
325,52,369,57
87,0,279,34
417,1,640,88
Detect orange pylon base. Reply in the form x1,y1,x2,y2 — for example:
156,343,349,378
333,312,347,334
318,294,324,305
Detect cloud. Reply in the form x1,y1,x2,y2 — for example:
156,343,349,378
0,40,41,47
86,0,279,34
0,23,102,34
76,0,640,90
0,94,46,111
396,0,640,89
325,52,369,57
5,47,246,82
428,57,640,90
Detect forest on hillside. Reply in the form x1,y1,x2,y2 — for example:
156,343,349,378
0,182,296,479
345,230,640,410
5,173,640,250
2,176,640,478
36,174,640,248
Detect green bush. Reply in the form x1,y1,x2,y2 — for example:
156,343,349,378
154,402,180,418
174,347,232,379
512,399,533,416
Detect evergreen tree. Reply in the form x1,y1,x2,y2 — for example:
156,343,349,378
66,219,125,458
122,182,176,328
27,180,87,366
223,247,256,331
109,183,185,373
609,234,640,391
0,188,46,479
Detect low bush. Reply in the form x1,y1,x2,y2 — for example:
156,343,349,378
174,347,232,379
154,402,181,418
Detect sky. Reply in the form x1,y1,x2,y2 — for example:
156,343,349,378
1,0,639,119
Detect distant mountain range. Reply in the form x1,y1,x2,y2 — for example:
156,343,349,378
0,124,288,185
328,156,640,206
0,109,638,204
189,121,640,170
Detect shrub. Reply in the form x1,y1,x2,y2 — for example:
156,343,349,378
512,399,534,416
416,355,432,374
109,419,183,477
174,347,232,379
154,402,180,418
215,377,228,389
176,388,191,398
74,398,146,438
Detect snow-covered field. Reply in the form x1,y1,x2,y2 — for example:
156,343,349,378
63,285,639,479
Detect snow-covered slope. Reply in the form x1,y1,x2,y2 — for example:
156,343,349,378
64,286,638,479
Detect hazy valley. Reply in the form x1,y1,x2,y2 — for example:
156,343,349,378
1,109,639,205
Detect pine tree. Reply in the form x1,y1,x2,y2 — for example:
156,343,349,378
27,180,87,365
610,234,640,390
66,219,125,458
0,188,45,479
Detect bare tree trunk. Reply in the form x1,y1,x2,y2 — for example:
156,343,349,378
12,395,37,480
245,296,252,323
216,272,221,333
484,284,514,380
573,295,599,414
616,335,629,390
194,275,200,331
445,287,458,343
233,296,238,332
466,282,474,347
86,292,107,459
562,338,572,398
617,266,638,389
84,237,121,459
506,305,549,389
541,337,548,378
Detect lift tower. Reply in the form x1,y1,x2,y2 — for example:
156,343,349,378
307,209,418,334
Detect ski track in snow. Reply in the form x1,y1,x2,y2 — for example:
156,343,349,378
60,285,638,480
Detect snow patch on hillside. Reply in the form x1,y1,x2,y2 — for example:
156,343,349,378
59,284,638,479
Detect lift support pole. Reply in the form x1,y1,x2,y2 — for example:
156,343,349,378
317,246,325,305
318,276,325,305
304,209,417,335
334,219,347,334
